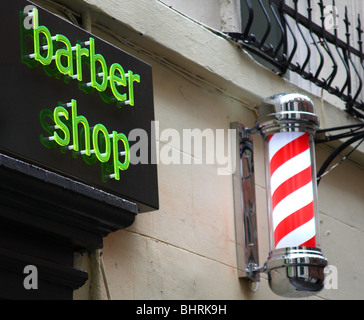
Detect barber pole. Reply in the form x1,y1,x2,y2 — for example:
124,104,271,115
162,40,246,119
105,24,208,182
257,93,327,297
268,131,316,249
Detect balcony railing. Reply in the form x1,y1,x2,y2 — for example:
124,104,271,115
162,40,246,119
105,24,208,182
227,0,364,120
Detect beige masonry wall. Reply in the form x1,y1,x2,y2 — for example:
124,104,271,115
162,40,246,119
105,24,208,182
33,0,364,300
97,54,364,300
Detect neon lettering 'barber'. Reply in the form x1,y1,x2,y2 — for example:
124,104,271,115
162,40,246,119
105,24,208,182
55,34,73,77
110,63,127,102
89,38,108,92
75,44,89,82
30,8,141,107
33,9,53,65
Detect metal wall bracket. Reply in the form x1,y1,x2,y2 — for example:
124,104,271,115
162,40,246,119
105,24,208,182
231,122,260,282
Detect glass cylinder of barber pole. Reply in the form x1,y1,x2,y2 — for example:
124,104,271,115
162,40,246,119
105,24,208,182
257,93,327,297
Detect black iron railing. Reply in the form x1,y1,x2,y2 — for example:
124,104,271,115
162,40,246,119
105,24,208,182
228,0,364,120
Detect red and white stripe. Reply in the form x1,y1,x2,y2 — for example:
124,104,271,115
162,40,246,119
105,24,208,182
268,131,316,249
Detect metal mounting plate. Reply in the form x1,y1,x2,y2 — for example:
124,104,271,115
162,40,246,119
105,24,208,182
231,122,260,282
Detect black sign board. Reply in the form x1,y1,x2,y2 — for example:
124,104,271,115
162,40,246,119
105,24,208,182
0,0,158,211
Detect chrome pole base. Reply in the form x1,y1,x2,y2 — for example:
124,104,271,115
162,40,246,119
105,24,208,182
264,247,328,298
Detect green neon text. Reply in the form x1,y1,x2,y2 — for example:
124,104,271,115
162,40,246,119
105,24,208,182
41,99,130,180
29,8,140,107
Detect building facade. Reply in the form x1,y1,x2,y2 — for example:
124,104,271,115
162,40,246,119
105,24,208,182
3,0,364,300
